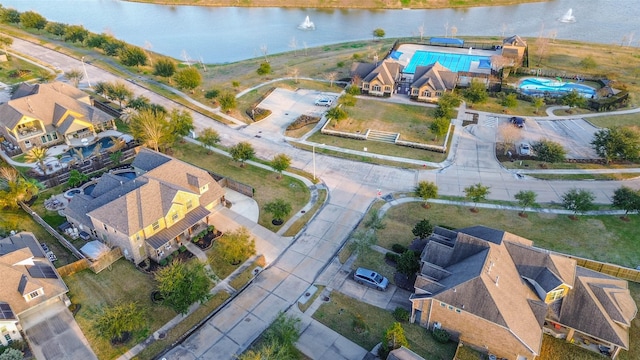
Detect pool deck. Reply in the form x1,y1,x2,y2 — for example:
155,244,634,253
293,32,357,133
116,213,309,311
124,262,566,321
394,43,501,73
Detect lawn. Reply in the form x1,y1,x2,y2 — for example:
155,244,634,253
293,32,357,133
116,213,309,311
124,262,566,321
313,291,458,359
64,259,178,360
170,142,310,232
587,113,640,129
0,54,51,84
376,202,640,268
333,100,439,144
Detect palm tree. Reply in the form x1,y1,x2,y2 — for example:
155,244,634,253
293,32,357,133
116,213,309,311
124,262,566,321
64,68,84,87
129,109,174,152
0,166,39,209
25,147,50,175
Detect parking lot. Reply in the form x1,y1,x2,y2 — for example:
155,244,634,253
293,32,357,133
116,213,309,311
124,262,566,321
502,117,600,159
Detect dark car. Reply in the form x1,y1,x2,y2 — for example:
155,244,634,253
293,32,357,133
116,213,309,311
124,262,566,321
354,267,389,291
510,116,525,128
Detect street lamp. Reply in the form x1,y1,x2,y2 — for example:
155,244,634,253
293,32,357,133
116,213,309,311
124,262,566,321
81,56,92,88
313,144,316,181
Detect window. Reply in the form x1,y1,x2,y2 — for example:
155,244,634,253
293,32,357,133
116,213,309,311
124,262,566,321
171,212,179,222
363,84,369,89
455,308,462,314
136,233,141,242
548,288,565,301
4,334,11,343
152,221,160,231
186,200,193,210
422,91,431,97
436,92,442,96
440,302,446,307
448,305,454,310
27,290,40,300
372,85,381,92
103,224,108,231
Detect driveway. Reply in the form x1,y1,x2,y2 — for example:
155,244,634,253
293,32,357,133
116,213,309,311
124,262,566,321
20,299,97,360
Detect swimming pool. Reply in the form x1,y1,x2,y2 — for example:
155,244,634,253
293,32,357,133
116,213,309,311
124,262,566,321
518,77,596,98
60,137,115,163
404,50,491,74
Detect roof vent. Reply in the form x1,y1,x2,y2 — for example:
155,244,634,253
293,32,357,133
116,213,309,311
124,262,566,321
495,276,500,287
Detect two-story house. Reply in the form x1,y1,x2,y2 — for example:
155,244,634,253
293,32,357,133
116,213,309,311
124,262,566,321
408,62,458,103
0,232,68,346
410,226,636,360
0,82,115,153
63,148,225,265
352,60,404,97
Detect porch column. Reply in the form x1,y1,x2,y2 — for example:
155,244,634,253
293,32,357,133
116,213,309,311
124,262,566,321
612,346,621,359
566,328,575,343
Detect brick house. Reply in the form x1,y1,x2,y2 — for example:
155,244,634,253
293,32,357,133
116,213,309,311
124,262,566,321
63,148,225,264
0,82,115,153
410,226,636,360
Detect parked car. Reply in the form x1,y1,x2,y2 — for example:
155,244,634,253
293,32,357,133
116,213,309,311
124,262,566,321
314,98,333,107
519,143,531,156
510,116,525,128
354,267,389,291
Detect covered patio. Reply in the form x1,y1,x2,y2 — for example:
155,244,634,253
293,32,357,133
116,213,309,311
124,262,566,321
144,207,211,262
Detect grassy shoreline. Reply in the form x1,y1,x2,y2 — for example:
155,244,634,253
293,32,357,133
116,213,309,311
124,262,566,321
124,0,547,10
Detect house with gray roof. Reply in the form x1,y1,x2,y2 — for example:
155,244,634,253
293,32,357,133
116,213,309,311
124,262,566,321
0,81,115,153
63,148,225,264
0,232,68,346
409,62,458,103
354,60,404,97
410,225,636,360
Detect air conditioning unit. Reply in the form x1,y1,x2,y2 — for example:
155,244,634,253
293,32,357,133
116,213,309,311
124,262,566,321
165,244,172,250
158,251,165,257
433,322,441,330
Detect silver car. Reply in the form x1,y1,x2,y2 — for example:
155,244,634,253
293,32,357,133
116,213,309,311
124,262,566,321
354,267,389,291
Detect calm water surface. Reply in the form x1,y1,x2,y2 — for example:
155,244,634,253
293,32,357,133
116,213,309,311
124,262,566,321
0,0,637,63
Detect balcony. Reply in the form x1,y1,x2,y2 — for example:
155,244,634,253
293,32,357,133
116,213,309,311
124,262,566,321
16,127,44,140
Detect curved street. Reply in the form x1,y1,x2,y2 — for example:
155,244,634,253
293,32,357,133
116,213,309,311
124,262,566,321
5,37,640,360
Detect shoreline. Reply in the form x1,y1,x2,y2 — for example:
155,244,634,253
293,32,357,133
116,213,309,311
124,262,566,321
122,0,548,10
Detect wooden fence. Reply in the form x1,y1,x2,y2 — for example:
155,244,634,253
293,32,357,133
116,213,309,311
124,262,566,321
57,259,90,277
89,247,123,274
539,248,640,283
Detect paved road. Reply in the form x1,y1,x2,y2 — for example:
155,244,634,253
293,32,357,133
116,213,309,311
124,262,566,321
8,37,640,360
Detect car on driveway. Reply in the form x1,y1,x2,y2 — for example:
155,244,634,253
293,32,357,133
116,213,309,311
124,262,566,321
314,98,333,107
354,267,389,291
520,143,531,156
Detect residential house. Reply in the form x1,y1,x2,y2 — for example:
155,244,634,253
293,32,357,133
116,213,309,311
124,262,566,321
354,60,404,97
410,226,636,360
0,81,115,153
408,62,458,103
0,232,68,346
63,148,225,264
387,346,424,360
501,35,528,60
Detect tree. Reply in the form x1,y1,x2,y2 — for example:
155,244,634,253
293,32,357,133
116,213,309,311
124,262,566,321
348,230,376,257
325,72,338,87
562,188,595,216
107,82,133,108
129,109,174,152
414,181,438,208
591,127,640,164
397,250,420,277
612,186,640,217
514,190,537,215
155,261,211,315
412,219,433,239
110,151,123,166
229,142,255,167
63,25,89,43
579,56,597,69
263,198,292,224
532,139,566,163
64,68,84,88
502,93,518,109
198,128,220,153
95,302,147,341
218,92,237,112
373,28,385,40
430,117,450,141
86,33,110,49
270,153,291,179
169,108,194,140
379,323,408,358
174,67,202,91
364,208,386,230
0,8,21,24
25,147,49,175
463,79,488,104
256,62,271,76
434,92,460,119
215,227,256,265
464,183,490,212
532,97,545,114
67,169,88,188
0,35,13,57
0,348,23,360
326,107,347,124
499,123,521,155
19,11,47,30
204,89,220,100
153,58,176,78
0,167,38,210
118,45,147,67
238,313,300,360
561,89,587,109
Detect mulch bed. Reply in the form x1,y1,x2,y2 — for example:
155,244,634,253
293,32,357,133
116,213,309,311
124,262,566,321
193,230,223,250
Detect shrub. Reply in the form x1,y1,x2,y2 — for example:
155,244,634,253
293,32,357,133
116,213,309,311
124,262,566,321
179,245,187,253
172,251,179,258
159,259,168,266
391,244,407,254
393,307,410,322
432,328,450,343
166,255,173,263
204,89,220,99
397,250,420,277
385,252,399,263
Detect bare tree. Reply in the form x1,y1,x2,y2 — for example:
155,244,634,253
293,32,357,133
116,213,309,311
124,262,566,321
535,36,549,66
491,55,511,78
260,45,269,62
450,26,458,38
302,41,308,56
144,40,153,65
181,49,191,67
325,72,338,87
418,24,425,41
499,123,522,155
548,30,558,43
288,67,300,84
289,37,298,56
501,23,508,37
444,21,449,37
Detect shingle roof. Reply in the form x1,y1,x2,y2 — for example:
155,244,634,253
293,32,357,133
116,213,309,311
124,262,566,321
503,35,527,47
362,60,403,86
349,62,377,80
146,206,210,249
410,62,457,92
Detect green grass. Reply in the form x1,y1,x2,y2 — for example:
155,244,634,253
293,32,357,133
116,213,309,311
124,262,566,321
377,202,640,268
0,54,51,84
228,256,266,290
297,285,325,313
313,292,457,359
170,142,310,231
132,291,230,360
64,259,178,360
283,189,327,237
587,113,640,128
